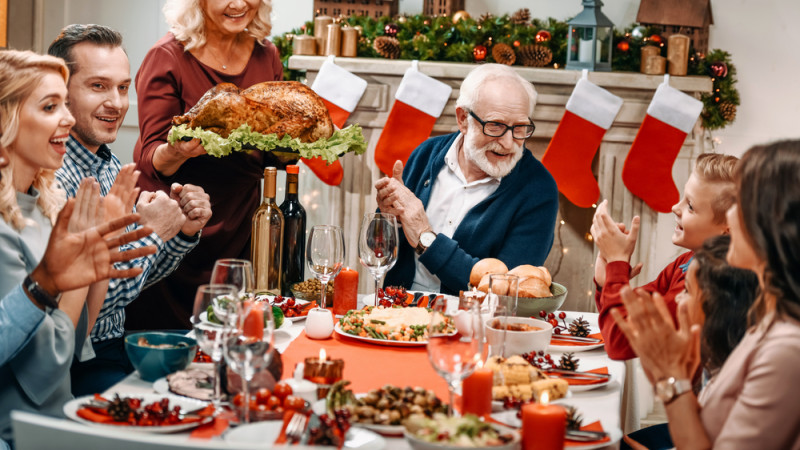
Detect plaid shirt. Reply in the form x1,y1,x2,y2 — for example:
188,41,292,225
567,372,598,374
55,137,198,342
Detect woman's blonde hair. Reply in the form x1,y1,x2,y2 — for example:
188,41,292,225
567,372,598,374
164,0,273,51
0,50,69,230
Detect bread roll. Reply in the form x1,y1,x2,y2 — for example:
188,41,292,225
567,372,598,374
508,265,549,285
470,258,508,287
519,277,552,298
477,273,510,295
537,266,552,286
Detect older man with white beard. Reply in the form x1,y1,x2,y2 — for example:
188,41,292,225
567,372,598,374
376,64,558,295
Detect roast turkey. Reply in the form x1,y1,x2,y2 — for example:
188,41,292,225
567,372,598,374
172,81,334,143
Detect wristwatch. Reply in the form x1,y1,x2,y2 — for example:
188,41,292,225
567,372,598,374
655,377,692,405
23,274,61,309
415,230,437,256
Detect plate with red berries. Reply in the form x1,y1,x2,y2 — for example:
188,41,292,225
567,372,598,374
64,393,212,433
363,287,445,309
263,294,313,322
537,311,605,352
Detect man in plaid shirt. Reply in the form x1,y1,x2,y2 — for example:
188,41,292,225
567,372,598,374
50,24,212,395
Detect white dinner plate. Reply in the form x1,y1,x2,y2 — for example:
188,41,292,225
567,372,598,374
312,398,405,436
63,393,211,433
564,375,613,392
490,407,622,449
333,323,428,347
223,419,386,449
547,312,604,352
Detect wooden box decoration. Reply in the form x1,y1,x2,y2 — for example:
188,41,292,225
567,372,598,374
423,0,465,16
636,0,713,54
314,0,398,20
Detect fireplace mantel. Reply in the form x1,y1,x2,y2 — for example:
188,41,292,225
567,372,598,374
289,55,712,310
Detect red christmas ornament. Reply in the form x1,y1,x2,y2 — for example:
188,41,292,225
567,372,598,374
616,40,630,52
709,61,728,78
384,23,399,38
513,40,521,47
649,34,663,45
473,45,487,62
535,30,551,43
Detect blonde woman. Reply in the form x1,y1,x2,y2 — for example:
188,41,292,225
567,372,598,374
0,50,136,446
130,0,283,330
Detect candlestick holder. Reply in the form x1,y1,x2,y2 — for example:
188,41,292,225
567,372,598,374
303,356,344,399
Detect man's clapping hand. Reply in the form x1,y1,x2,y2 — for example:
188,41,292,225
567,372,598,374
170,183,211,237
375,160,431,247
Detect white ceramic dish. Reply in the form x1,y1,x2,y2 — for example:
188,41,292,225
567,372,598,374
63,393,211,433
333,323,428,347
485,316,553,357
403,423,520,450
547,312,603,352
223,419,386,449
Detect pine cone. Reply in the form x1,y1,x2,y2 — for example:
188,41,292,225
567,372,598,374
478,13,493,24
492,43,516,65
107,394,132,422
511,8,531,25
558,352,580,371
373,36,400,59
569,316,591,337
719,101,737,122
564,405,584,430
519,44,553,67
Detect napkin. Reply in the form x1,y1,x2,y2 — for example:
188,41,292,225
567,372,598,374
274,410,296,445
189,406,229,439
551,367,609,386
565,420,611,447
550,332,604,346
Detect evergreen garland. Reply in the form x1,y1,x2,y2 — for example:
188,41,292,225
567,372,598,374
272,14,738,130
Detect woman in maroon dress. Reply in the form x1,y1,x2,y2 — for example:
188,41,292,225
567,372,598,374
128,0,282,330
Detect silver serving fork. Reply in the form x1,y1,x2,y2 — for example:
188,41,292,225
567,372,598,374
285,413,308,444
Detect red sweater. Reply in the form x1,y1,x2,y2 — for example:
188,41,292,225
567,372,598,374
594,251,693,360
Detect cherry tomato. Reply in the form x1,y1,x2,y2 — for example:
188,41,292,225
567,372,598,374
255,388,272,405
232,393,244,407
266,395,282,410
255,403,270,413
385,286,396,296
283,395,306,412
273,382,293,401
248,399,259,411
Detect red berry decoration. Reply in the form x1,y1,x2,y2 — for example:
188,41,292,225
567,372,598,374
538,310,547,318
616,40,630,52
513,40,521,47
558,311,567,319
535,30,551,43
384,23,399,38
473,44,487,62
649,34,663,45
709,61,728,78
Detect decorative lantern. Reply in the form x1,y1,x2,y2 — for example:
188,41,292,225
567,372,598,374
566,0,614,71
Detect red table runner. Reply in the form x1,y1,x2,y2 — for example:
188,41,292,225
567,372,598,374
280,330,449,399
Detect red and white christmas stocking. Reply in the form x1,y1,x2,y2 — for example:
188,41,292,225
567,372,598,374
306,56,368,185
374,61,452,175
542,75,623,208
622,76,704,213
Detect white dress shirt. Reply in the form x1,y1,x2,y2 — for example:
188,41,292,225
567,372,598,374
411,134,501,292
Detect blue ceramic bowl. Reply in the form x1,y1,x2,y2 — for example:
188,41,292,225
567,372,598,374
124,332,197,382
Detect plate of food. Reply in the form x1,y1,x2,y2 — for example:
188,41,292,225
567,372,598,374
335,306,455,346
266,294,313,322
404,413,520,450
313,381,449,437
64,393,212,433
291,278,334,304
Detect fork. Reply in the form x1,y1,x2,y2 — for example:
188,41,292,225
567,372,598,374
285,413,308,444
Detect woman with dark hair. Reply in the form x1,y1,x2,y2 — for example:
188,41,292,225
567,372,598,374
614,139,800,448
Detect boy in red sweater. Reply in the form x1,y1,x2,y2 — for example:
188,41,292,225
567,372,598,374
592,154,738,360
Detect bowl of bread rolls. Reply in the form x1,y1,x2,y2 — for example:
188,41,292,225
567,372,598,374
470,258,567,316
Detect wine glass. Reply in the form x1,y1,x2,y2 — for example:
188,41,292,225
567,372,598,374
191,284,238,414
305,225,345,339
223,302,275,424
486,274,519,358
358,213,399,305
427,296,484,417
211,258,255,297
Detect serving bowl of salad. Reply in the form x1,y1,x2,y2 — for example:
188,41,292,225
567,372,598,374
404,413,520,449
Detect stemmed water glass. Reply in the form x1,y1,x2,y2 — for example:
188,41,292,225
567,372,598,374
304,225,345,339
191,284,238,414
487,274,519,358
210,258,255,297
358,213,398,305
223,303,275,424
426,296,484,417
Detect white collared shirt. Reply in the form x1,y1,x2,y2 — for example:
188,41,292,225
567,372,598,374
411,134,501,292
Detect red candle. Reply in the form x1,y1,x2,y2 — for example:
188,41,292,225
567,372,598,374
461,363,493,417
521,392,566,450
333,267,358,316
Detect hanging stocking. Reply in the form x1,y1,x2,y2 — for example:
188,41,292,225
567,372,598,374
622,75,704,213
374,61,452,175
542,73,623,208
305,56,368,186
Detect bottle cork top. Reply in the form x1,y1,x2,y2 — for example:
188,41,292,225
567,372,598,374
286,165,299,174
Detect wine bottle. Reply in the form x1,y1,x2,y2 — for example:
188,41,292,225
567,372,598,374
279,164,307,296
252,167,283,293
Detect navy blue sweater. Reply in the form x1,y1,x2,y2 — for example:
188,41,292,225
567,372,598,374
384,132,559,295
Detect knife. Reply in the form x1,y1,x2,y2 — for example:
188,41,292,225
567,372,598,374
550,334,603,343
546,368,611,379
566,428,609,441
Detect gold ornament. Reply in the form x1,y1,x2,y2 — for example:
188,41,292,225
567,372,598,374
373,36,401,59
492,43,516,65
397,15,408,24
452,10,471,23
519,44,553,67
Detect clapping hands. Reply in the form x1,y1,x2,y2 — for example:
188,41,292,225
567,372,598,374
375,160,430,247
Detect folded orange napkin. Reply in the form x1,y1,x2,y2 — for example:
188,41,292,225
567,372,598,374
550,332,604,346
274,410,296,445
189,417,229,439
565,420,611,446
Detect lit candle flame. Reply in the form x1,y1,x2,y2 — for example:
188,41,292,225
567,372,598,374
319,348,327,362
540,391,550,405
